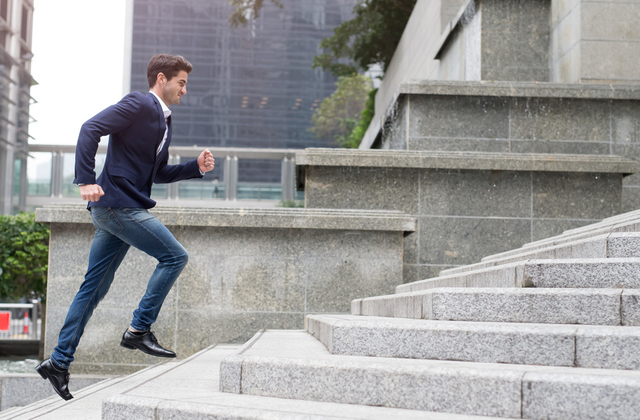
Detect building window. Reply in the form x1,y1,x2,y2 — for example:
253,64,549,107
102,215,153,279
0,0,7,22
20,5,28,42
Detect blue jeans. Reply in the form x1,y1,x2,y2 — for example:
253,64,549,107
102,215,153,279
51,207,189,369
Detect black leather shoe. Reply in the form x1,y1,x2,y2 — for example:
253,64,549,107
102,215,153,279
35,358,73,401
120,329,176,358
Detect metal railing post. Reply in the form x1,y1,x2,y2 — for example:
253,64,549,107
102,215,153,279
30,301,38,339
51,151,64,197
281,156,295,202
224,155,238,201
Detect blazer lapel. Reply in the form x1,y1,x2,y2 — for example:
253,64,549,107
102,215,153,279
147,92,167,152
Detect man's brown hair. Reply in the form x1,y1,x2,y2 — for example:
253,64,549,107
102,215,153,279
146,54,193,88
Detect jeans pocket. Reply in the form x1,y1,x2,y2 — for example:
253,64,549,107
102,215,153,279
91,207,124,235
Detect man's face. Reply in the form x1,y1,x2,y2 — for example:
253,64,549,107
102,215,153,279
161,70,188,106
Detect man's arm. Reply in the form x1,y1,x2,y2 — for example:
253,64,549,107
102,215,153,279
74,93,144,186
155,149,215,184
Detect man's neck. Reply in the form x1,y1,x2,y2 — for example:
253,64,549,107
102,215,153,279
149,88,169,108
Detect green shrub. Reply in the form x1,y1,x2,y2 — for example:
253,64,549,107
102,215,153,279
0,212,49,302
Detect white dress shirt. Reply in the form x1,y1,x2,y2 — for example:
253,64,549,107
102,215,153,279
149,91,172,156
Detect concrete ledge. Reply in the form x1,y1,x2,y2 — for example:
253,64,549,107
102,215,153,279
35,204,416,233
400,80,640,100
296,148,637,174
307,314,640,370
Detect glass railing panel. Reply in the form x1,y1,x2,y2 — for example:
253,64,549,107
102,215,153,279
27,152,51,196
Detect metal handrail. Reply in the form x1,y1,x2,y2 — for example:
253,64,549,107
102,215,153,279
26,144,303,206
0,302,39,340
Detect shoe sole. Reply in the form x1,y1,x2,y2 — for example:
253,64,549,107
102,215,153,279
36,363,74,401
120,339,176,358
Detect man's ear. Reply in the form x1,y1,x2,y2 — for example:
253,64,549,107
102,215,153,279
156,72,166,86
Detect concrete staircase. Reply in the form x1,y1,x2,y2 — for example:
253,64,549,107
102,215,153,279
7,209,640,418
219,209,640,419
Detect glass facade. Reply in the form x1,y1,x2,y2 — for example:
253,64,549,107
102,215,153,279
130,0,357,184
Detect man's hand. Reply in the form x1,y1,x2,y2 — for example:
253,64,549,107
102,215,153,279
198,149,215,173
79,184,105,202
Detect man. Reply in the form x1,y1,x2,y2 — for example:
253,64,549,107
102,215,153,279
36,54,214,401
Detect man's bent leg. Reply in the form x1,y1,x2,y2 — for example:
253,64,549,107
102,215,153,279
112,208,188,332
51,225,130,369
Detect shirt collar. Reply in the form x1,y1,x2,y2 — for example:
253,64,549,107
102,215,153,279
149,91,172,119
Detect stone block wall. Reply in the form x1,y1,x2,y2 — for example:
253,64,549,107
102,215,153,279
37,205,414,374
298,149,636,282
552,0,640,84
382,81,640,212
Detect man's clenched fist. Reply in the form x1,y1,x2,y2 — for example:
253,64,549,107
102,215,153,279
79,184,105,202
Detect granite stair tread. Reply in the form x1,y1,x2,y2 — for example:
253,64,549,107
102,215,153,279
440,232,640,277
473,217,640,266
353,287,640,325
306,314,640,369
397,257,640,293
102,343,501,420
219,330,640,419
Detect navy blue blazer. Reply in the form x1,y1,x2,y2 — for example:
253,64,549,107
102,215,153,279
74,91,203,209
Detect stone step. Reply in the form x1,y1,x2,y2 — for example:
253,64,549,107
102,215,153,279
353,287,640,326
441,232,640,277
102,343,497,420
397,258,640,293
220,330,640,420
307,314,640,370
478,218,640,264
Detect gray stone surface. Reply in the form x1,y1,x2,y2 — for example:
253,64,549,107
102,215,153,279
608,233,640,258
308,315,578,367
300,147,633,282
524,258,640,288
621,289,640,326
398,80,640,100
310,314,640,371
429,288,623,325
297,148,637,174
221,330,640,419
39,205,409,374
522,370,640,420
0,374,107,411
37,204,417,233
358,288,625,326
480,0,550,82
230,332,523,418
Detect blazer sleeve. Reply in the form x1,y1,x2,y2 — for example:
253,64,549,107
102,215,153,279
74,93,144,185
154,158,204,184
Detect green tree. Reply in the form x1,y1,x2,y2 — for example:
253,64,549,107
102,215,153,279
309,74,372,148
230,0,417,77
0,212,49,302
312,0,417,77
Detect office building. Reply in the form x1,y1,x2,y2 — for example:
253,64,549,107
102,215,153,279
0,0,34,214
127,0,357,185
